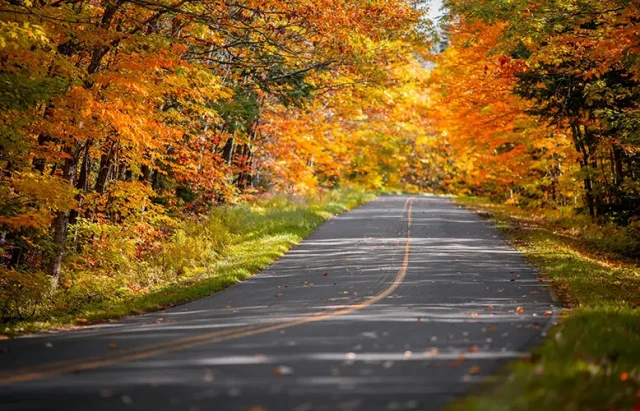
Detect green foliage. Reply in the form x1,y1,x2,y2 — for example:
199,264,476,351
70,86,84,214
175,186,197,204
0,268,51,321
214,87,262,134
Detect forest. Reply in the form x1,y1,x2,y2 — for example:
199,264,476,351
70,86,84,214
1,0,639,326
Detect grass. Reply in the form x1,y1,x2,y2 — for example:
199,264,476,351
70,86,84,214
449,197,640,411
0,188,376,336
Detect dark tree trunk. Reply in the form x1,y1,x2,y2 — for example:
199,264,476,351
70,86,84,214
151,169,160,190
33,134,50,173
571,124,596,218
222,137,235,165
95,143,116,194
140,164,152,182
76,140,92,192
612,145,625,187
236,144,253,190
8,244,24,270
69,140,92,225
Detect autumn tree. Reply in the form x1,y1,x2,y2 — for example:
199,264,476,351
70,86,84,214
0,0,424,293
439,0,640,219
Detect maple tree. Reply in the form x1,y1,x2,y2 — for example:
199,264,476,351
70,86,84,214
427,20,577,204
438,0,640,219
0,0,426,315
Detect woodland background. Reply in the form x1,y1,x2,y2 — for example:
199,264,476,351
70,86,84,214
1,0,640,325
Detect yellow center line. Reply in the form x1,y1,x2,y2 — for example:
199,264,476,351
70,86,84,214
1,198,414,385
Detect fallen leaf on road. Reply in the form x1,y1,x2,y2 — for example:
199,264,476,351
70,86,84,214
323,272,328,276
470,312,479,317
516,306,524,314
424,348,439,356
489,326,497,331
109,343,117,349
276,293,282,297
246,406,268,411
487,305,494,310
272,366,293,375
544,311,552,317
468,345,479,353
468,366,481,375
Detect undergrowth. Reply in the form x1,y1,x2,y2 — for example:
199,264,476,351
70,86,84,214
0,188,375,336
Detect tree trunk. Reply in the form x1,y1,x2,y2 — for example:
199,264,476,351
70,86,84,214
222,137,235,166
48,150,79,284
140,164,152,182
570,123,596,218
8,244,24,270
612,145,624,187
49,212,69,284
69,140,92,226
95,143,116,194
33,134,51,173
236,144,253,190
76,140,92,192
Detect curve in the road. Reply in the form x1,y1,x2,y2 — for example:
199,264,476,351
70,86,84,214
1,198,415,385
0,195,558,411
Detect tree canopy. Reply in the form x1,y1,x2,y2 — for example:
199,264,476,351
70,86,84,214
2,0,640,320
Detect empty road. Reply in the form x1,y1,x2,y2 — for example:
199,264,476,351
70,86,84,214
0,195,557,411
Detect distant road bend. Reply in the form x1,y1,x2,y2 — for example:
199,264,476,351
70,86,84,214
0,195,557,411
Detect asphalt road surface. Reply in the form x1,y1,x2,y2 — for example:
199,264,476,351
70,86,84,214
0,195,557,411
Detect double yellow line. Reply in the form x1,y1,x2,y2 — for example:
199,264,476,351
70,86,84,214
1,198,414,385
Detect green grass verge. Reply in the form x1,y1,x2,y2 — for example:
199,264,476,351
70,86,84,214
449,197,640,411
1,189,376,337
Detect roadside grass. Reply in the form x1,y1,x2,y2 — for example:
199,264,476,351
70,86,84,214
0,188,375,336
449,197,640,411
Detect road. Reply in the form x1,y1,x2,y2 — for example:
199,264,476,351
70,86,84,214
0,195,557,411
